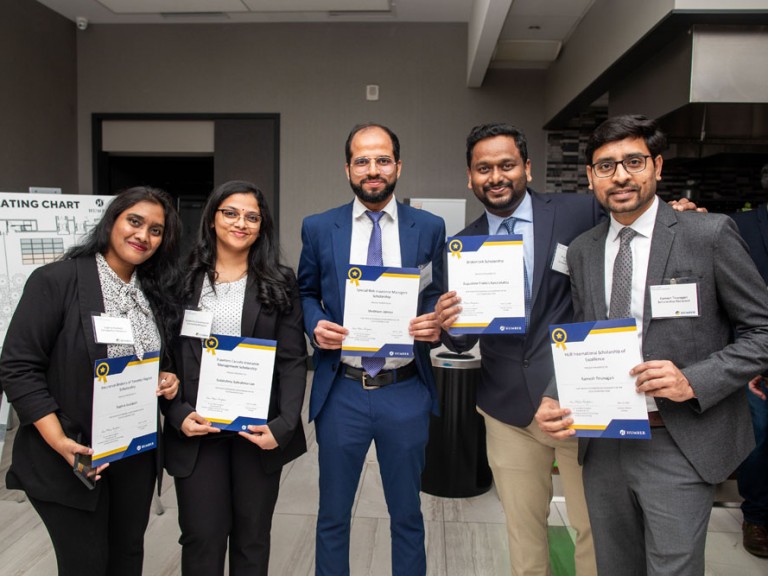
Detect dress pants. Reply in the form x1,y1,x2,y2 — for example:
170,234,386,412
480,408,596,576
582,428,715,576
28,449,156,576
175,434,282,576
738,383,768,525
314,370,431,576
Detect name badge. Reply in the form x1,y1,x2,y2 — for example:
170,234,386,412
551,243,569,276
92,315,134,345
181,309,214,339
650,283,699,318
419,261,433,294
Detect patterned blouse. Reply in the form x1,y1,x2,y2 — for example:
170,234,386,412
198,274,247,337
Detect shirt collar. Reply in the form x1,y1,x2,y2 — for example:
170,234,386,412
608,195,659,241
485,190,532,235
353,194,398,222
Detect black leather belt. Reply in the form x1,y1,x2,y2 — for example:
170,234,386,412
342,362,418,390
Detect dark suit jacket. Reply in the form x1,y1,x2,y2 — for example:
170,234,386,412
442,190,604,427
0,256,170,510
564,200,768,484
163,271,307,478
297,200,446,422
731,203,768,283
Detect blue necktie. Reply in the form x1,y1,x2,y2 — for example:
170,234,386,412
502,216,531,328
362,211,385,376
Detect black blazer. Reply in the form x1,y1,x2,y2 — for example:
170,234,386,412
731,203,768,284
163,271,307,477
0,256,170,511
441,190,604,427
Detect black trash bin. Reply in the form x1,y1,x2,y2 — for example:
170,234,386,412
421,351,492,497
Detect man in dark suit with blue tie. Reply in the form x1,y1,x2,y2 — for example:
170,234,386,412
435,123,602,575
731,168,768,558
298,123,445,576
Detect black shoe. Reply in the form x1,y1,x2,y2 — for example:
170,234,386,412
743,521,768,558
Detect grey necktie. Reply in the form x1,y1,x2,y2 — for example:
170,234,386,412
501,216,531,327
608,227,637,319
362,211,385,376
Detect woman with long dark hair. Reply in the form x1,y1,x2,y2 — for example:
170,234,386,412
0,186,182,575
163,180,307,576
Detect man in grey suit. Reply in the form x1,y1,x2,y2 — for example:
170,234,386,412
535,114,768,576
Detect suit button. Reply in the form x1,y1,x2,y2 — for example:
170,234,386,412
523,360,530,368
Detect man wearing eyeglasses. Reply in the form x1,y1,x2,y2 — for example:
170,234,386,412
536,115,768,575
298,123,445,576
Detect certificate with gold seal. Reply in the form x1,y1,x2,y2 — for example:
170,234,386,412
91,351,160,466
549,319,650,439
196,335,276,431
342,264,419,359
446,235,526,335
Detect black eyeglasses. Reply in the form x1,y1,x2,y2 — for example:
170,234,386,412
590,155,653,178
216,208,261,226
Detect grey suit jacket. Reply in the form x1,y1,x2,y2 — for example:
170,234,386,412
563,199,768,484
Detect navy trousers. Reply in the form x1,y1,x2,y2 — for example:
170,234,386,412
739,380,768,525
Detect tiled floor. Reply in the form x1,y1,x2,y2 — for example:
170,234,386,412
1,381,767,575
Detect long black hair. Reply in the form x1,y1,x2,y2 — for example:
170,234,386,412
185,180,294,314
64,186,182,344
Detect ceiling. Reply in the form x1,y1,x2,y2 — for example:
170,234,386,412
35,0,596,85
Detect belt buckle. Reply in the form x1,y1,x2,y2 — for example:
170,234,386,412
361,373,380,390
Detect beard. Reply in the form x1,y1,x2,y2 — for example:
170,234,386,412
350,177,397,205
474,180,525,214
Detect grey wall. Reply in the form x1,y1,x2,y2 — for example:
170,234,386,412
0,0,77,194
75,23,547,267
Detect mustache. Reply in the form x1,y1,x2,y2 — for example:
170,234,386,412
608,185,640,194
483,180,514,192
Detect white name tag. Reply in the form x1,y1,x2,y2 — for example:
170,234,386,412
419,261,433,294
650,283,699,318
180,309,214,339
92,315,134,345
551,243,569,275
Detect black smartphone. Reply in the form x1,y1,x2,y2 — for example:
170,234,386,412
72,434,96,490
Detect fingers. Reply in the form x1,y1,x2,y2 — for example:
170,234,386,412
748,375,768,401
631,361,694,402
157,371,180,399
410,312,440,342
238,425,278,449
313,320,348,349
435,291,461,330
181,412,221,437
534,397,576,440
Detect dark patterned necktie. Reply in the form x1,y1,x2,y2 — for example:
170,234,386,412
502,216,531,328
362,211,385,376
609,227,637,319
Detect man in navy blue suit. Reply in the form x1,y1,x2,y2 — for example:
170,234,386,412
435,123,601,575
298,123,445,576
731,165,768,558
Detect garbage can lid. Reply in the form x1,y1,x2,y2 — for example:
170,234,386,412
430,351,481,369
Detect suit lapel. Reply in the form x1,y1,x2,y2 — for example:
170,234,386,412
530,192,554,311
643,201,677,336
76,257,108,366
332,202,354,311
758,203,768,257
187,274,206,365
398,202,419,267
588,221,609,319
241,274,261,337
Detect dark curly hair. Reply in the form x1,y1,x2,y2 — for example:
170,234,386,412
64,186,183,346
184,180,294,314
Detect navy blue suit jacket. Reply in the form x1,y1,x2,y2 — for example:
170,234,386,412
442,190,603,427
731,203,768,283
298,200,446,422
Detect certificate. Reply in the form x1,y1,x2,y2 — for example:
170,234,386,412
446,235,525,335
342,265,419,358
550,319,650,439
91,351,160,466
197,335,276,431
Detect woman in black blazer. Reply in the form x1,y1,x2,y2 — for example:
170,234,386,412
0,186,182,576
163,180,307,576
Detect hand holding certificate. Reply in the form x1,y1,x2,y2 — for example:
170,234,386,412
446,235,525,334
342,264,420,358
196,335,277,431
549,319,650,439
91,351,160,466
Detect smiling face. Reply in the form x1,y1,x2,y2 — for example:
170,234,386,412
345,126,402,210
213,192,261,256
468,135,531,217
104,200,165,281
587,136,663,225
